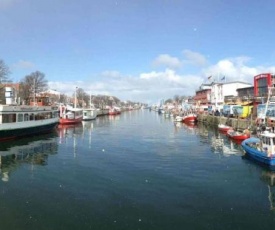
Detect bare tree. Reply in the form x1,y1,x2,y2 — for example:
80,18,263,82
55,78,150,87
0,59,11,84
74,87,87,107
0,59,12,103
19,71,48,104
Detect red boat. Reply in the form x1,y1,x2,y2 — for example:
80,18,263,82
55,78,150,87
227,129,250,141
218,124,232,133
109,107,121,115
59,106,83,125
182,113,197,123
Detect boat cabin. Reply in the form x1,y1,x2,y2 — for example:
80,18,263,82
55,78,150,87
259,131,275,156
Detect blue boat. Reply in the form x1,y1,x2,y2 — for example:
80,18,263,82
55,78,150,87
241,131,275,166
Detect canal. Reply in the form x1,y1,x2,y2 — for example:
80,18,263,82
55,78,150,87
0,109,275,229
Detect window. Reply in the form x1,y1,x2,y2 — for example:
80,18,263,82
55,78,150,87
18,114,23,122
2,114,16,123
24,113,29,121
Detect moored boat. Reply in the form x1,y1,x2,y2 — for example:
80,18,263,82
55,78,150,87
174,115,183,122
227,129,250,141
218,124,232,133
241,131,275,166
82,108,97,121
182,113,197,123
0,104,59,141
109,107,120,115
59,105,83,124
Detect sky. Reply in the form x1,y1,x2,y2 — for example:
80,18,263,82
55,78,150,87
1,0,275,104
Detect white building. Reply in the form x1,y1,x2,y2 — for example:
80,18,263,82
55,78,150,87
210,81,252,110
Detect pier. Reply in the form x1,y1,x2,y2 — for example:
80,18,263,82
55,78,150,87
197,114,256,131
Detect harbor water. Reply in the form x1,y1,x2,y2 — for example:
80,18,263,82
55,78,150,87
1,110,275,229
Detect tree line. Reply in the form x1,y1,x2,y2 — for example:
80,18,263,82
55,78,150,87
0,59,142,107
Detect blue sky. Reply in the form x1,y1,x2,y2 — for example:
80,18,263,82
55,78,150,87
1,0,275,103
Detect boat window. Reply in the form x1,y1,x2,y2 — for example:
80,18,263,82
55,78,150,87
24,113,29,121
30,113,34,121
35,113,41,120
2,114,16,123
18,114,23,122
267,137,271,145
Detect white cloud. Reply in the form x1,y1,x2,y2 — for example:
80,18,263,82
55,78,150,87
203,57,259,83
49,69,201,103
49,55,275,104
152,54,182,69
12,60,35,69
182,49,208,67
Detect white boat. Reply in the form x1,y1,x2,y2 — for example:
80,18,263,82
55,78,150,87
174,115,183,122
0,104,59,141
82,108,97,121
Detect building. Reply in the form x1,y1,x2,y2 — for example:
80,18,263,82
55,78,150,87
193,84,211,107
254,73,275,103
210,81,252,110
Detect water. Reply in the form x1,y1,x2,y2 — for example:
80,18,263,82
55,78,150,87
1,110,275,229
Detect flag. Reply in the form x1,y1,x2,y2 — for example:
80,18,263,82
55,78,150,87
208,75,212,80
221,76,225,81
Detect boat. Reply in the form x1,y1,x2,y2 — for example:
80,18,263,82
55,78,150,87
59,105,83,125
227,128,250,141
218,124,232,132
82,94,98,121
0,104,59,141
182,113,197,123
241,131,275,166
109,107,120,115
82,108,97,121
174,115,183,122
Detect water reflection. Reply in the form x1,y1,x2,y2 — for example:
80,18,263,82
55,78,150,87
58,123,83,142
0,132,58,182
210,132,243,157
82,121,94,148
261,170,275,210
57,123,84,158
194,123,244,157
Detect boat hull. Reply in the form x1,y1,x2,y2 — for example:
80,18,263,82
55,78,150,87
59,117,83,125
241,137,275,166
218,124,231,133
0,121,58,141
183,115,197,123
227,130,250,141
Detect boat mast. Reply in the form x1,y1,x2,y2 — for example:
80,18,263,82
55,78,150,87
74,87,78,108
90,93,92,109
263,87,272,125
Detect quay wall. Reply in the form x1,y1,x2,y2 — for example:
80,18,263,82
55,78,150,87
197,114,256,131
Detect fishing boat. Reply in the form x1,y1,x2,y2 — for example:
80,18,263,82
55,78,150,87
174,115,183,122
82,108,97,121
59,105,83,125
218,123,232,132
0,104,59,141
241,131,275,166
227,129,250,141
82,95,97,121
182,113,197,123
109,107,120,115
